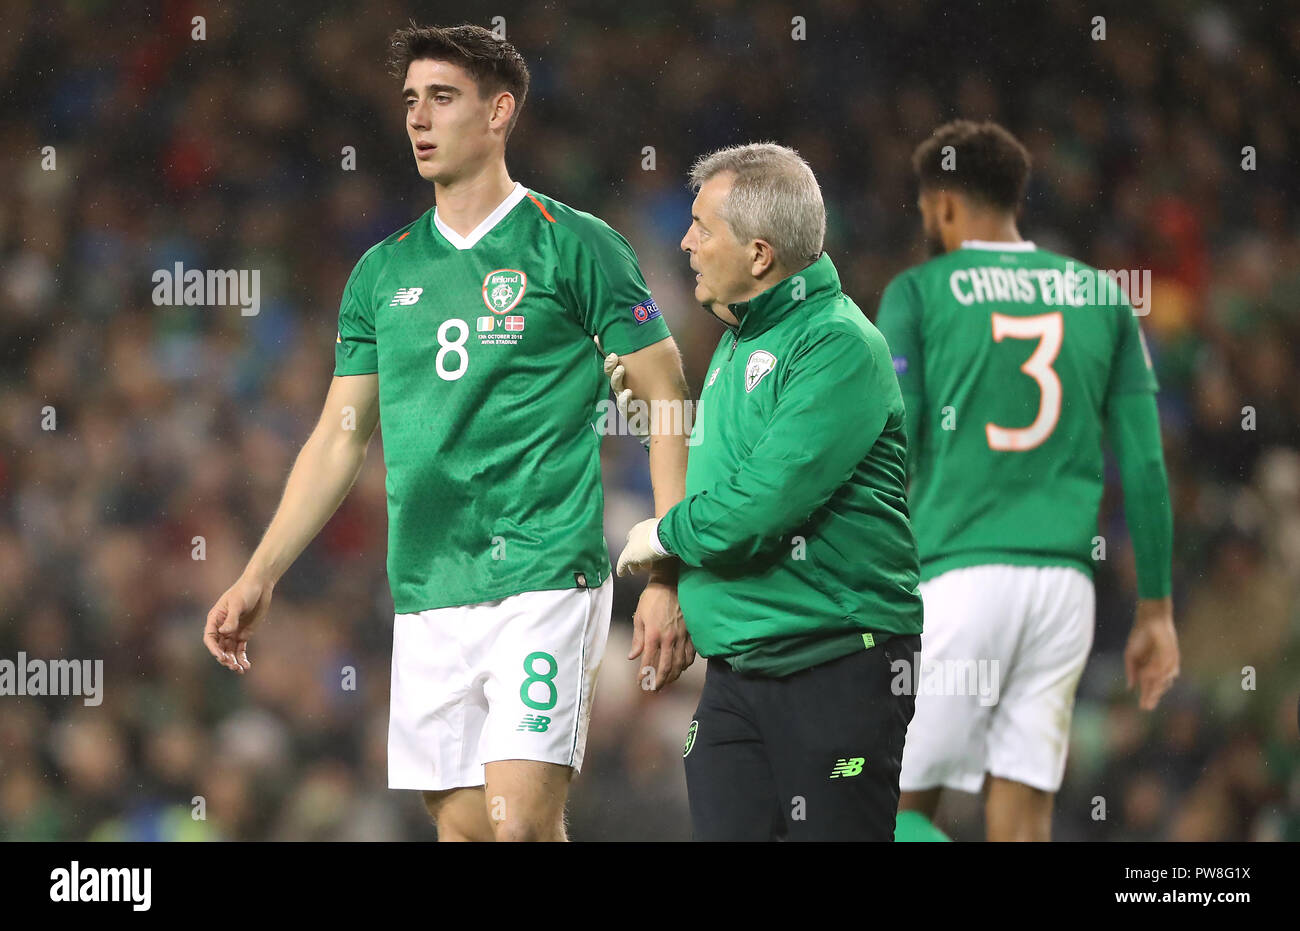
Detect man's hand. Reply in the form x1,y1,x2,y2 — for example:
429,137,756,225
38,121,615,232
617,517,670,576
198,373,378,675
1124,596,1179,710
596,336,650,448
629,580,695,691
204,574,274,674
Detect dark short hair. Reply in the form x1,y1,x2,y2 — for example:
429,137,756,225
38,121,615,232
387,24,530,137
911,120,1031,212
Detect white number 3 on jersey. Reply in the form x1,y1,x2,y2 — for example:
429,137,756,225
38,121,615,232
985,312,1063,452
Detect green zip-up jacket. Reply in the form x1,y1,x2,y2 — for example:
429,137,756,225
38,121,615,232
657,253,923,677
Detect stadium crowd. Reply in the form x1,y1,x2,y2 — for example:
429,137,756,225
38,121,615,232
0,0,1297,840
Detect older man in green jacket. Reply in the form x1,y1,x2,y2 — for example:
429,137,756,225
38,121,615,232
615,143,923,841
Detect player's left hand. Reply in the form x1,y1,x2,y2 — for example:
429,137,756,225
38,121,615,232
616,517,670,577
1125,597,1180,711
629,580,695,691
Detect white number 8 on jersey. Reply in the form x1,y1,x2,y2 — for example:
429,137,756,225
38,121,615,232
436,318,469,381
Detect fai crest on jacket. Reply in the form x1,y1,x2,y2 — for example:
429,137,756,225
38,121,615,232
482,268,527,314
745,350,777,392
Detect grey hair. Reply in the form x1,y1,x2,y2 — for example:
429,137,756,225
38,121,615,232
688,142,826,268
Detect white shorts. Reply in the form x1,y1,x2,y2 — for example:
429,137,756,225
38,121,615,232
387,578,612,792
898,564,1094,794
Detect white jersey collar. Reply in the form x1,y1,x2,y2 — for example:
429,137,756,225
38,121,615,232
434,182,529,250
960,239,1037,252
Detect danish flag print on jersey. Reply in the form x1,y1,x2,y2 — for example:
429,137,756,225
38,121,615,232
475,315,525,333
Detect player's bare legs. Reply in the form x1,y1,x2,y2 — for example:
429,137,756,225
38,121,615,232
484,760,573,842
894,788,955,841
423,787,494,842
985,776,1052,841
898,788,942,820
421,764,574,842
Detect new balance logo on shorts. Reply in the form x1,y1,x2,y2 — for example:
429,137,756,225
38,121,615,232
516,713,551,733
829,757,865,778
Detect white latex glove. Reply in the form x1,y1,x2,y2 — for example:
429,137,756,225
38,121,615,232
616,517,670,576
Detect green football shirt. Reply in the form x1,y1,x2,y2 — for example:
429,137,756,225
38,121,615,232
334,183,671,613
875,240,1157,581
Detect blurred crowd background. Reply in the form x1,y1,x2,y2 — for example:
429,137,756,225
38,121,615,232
1,0,1297,841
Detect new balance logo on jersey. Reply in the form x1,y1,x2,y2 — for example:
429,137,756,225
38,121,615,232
829,757,864,778
517,714,551,733
389,287,423,306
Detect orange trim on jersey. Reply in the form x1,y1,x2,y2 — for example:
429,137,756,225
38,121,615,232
526,193,555,223
396,231,411,242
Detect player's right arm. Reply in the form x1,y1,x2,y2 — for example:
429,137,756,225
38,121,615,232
874,273,925,482
203,373,380,673
558,209,694,690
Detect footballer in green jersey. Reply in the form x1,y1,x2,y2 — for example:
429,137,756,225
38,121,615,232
334,182,671,614
877,121,1179,842
205,24,692,843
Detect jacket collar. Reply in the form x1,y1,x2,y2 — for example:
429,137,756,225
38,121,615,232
725,253,840,337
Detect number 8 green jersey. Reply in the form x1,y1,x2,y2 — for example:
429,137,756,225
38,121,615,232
334,183,671,613
874,241,1157,581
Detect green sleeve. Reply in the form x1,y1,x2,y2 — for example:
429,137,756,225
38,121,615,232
874,274,925,479
1107,303,1159,396
334,248,381,376
559,218,671,356
1105,391,1173,599
658,329,889,567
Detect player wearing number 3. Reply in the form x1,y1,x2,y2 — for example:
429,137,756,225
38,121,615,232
875,121,1180,841
202,24,692,841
